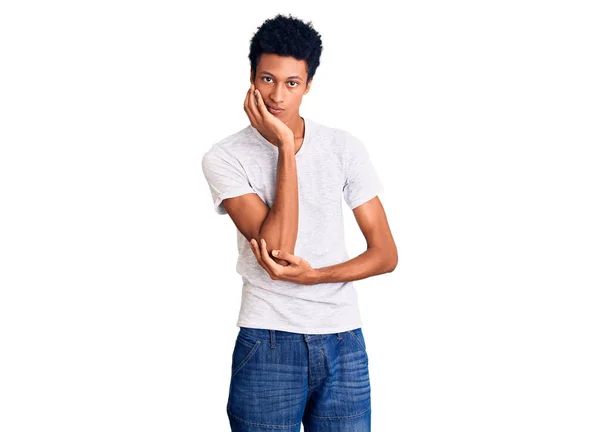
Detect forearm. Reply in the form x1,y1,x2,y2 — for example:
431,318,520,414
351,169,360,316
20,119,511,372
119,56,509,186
311,246,396,284
259,141,298,263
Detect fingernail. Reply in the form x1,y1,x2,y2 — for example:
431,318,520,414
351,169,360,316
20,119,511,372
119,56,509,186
273,250,279,256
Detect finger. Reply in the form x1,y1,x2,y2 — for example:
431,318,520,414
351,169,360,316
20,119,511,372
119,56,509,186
243,86,250,110
273,256,291,266
249,238,260,261
248,83,263,121
250,239,266,268
244,85,260,126
253,87,270,119
271,249,300,265
244,87,259,126
260,238,281,273
250,239,273,276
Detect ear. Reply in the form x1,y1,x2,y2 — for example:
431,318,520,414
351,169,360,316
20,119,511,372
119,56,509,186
250,68,255,84
304,80,312,95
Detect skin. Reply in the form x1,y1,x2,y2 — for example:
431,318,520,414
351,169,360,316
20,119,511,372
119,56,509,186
227,53,311,266
223,53,398,282
250,53,312,154
249,196,397,284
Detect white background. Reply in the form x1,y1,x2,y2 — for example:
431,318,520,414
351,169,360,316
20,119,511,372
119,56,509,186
1,1,599,431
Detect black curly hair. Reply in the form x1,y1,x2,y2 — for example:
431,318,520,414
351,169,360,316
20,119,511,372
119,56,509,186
249,14,323,85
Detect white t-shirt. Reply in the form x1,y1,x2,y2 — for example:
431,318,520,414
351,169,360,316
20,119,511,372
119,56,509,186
201,117,384,334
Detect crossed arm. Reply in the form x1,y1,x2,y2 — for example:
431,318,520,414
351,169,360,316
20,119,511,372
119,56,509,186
247,196,397,284
222,147,397,284
220,141,298,266
312,196,398,282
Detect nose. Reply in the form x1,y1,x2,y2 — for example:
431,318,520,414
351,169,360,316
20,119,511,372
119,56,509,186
269,83,285,105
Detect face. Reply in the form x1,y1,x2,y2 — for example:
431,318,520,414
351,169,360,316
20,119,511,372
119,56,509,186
251,53,311,121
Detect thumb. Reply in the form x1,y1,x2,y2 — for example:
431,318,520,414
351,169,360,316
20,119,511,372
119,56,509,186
272,249,298,263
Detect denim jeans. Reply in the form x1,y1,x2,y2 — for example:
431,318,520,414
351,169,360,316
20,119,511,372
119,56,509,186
227,326,371,431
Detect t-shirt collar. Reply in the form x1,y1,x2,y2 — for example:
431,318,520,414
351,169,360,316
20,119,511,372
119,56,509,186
249,116,310,157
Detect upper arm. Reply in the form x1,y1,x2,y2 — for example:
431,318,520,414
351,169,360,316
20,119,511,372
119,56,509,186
342,131,395,262
353,196,397,267
202,147,256,215
222,192,290,266
202,148,288,264
201,147,269,242
342,131,384,210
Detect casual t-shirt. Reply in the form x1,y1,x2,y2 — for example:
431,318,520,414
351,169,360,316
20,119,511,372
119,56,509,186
201,116,384,334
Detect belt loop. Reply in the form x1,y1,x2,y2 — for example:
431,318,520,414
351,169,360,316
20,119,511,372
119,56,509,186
337,332,342,340
270,329,276,349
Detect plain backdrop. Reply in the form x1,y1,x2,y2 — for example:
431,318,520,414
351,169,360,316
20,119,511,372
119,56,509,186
1,1,599,431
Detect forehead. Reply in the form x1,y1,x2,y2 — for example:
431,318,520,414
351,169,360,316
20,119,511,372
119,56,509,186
257,53,307,79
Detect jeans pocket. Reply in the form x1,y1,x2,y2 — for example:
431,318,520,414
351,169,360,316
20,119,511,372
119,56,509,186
231,336,262,378
349,329,369,363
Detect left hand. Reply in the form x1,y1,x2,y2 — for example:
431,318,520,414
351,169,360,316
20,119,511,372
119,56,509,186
249,238,317,285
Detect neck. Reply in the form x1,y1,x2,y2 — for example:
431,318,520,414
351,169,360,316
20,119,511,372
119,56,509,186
282,114,305,139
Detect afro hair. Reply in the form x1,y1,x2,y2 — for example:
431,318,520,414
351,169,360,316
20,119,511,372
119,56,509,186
249,14,323,85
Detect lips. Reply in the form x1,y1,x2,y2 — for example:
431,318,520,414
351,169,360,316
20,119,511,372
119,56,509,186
266,104,284,114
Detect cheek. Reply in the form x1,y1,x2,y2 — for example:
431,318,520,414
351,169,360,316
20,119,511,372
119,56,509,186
292,97,303,107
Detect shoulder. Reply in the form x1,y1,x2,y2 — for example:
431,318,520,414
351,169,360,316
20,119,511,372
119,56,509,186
309,119,368,161
202,125,256,163
305,118,352,153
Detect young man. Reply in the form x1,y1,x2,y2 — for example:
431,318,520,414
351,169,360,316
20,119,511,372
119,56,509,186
202,14,397,432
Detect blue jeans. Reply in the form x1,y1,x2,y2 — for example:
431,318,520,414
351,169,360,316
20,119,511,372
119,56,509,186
227,326,371,431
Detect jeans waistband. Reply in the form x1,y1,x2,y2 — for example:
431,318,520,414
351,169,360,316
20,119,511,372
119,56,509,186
239,326,362,345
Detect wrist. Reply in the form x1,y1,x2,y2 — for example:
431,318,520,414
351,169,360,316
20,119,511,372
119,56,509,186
308,268,322,285
276,131,294,147
278,139,295,152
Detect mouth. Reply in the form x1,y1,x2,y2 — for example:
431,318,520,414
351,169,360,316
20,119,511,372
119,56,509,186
266,105,284,115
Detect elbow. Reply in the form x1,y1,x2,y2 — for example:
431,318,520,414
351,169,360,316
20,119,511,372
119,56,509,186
386,257,398,273
371,243,398,274
385,247,398,273
255,234,286,255
254,231,292,266
257,229,295,255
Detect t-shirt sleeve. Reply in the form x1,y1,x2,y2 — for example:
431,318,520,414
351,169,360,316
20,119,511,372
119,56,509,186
342,131,384,209
201,146,257,215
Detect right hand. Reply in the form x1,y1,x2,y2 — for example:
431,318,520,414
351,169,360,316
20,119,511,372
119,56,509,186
243,82,294,148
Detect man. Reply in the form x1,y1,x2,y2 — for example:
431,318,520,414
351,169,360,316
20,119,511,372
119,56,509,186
202,13,397,432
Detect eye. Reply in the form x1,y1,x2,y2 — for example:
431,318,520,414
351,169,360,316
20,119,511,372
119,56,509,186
262,76,299,87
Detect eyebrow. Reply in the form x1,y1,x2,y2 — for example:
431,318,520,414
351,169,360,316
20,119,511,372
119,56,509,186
260,71,303,81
